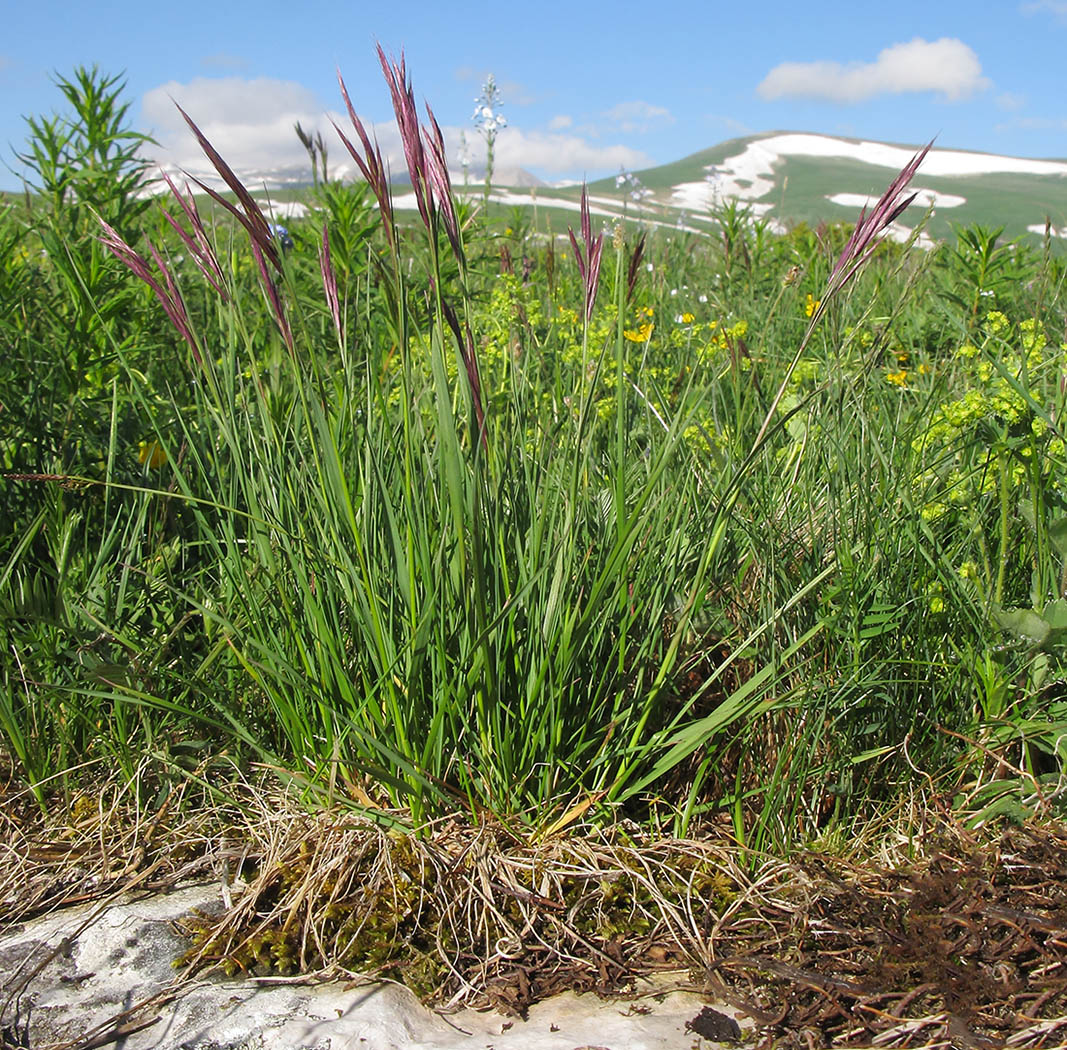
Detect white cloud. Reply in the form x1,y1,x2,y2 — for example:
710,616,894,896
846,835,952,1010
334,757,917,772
548,114,573,130
491,127,649,174
1022,1,1067,19
757,38,989,103
141,77,345,181
143,77,322,132
460,126,649,177
139,75,646,188
996,91,1026,111
603,100,674,133
200,53,249,72
995,114,1067,133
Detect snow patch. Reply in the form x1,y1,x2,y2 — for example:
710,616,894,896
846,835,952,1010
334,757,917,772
882,223,936,250
394,188,705,234
1028,222,1067,237
255,198,310,219
827,187,966,209
736,133,1067,178
673,132,1067,214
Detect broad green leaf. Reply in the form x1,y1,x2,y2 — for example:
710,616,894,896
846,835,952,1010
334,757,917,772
1050,517,1067,559
993,605,1050,648
1043,598,1067,631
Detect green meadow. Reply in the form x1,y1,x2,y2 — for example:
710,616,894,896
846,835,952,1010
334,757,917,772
3,62,1067,854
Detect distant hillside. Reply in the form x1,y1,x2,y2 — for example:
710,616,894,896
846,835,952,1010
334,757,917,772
434,132,1067,245
183,130,1067,247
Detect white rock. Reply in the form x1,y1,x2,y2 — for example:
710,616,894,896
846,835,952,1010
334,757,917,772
0,885,746,1049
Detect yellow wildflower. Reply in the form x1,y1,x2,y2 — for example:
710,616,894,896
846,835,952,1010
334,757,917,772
681,312,695,324
986,310,1009,335
623,322,654,342
138,440,167,468
804,294,820,318
886,370,908,387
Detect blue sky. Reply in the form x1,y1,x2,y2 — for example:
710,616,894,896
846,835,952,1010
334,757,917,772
4,1,1067,190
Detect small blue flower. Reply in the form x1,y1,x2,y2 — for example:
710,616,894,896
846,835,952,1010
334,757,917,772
269,224,293,251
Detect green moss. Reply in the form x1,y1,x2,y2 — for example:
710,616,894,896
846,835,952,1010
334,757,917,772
176,837,741,1000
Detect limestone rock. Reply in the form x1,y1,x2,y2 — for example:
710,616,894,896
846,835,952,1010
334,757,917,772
0,884,746,1049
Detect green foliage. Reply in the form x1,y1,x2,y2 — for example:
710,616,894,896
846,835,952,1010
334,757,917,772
2,67,163,499
312,178,377,286
3,63,1067,844
17,66,155,232
937,224,1038,325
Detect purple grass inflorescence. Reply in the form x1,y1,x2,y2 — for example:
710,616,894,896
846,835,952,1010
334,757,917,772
568,186,605,323
828,139,934,295
97,216,202,365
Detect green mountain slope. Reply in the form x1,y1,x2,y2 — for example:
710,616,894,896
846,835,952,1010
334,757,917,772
474,132,1067,244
